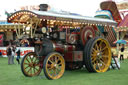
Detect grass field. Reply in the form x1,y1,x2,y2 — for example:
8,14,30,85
0,57,128,85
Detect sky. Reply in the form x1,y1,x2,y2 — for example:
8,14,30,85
0,0,127,20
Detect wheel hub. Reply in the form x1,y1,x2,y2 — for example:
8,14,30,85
97,52,102,58
53,63,59,69
29,63,35,67
97,52,100,56
54,64,57,67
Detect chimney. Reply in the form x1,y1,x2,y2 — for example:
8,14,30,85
39,4,48,11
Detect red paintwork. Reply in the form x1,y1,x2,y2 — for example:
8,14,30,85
64,51,83,62
53,42,76,53
64,52,74,62
81,26,95,45
52,41,84,62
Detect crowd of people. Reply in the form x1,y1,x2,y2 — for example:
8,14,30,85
0,37,33,65
6,40,21,65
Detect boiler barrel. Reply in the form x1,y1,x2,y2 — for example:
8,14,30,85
35,39,76,56
53,42,76,53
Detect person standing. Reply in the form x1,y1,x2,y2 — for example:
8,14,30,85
6,44,12,65
11,45,16,64
16,47,21,64
120,44,125,61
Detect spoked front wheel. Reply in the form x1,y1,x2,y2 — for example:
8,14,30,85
43,52,65,80
21,52,42,77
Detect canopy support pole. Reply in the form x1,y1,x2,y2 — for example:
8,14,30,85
116,28,119,57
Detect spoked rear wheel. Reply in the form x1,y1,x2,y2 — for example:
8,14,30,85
84,37,111,72
43,52,65,80
21,52,42,77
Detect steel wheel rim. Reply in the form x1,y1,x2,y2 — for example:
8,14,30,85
91,38,111,72
23,53,42,76
45,53,65,79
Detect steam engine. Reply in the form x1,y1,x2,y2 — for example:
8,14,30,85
7,2,117,80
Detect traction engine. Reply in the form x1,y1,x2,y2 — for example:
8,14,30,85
7,3,117,80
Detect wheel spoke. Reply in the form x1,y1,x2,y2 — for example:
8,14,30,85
24,65,29,69
99,40,103,47
91,53,96,57
48,67,52,71
94,60,101,70
101,46,107,51
31,68,33,75
53,69,57,76
35,63,40,66
47,64,53,70
34,58,40,65
91,57,97,63
48,59,54,64
31,56,35,62
55,56,58,64
58,62,62,66
92,48,97,52
48,68,54,75
93,61,97,70
48,68,52,72
33,67,35,73
56,66,61,73
27,67,32,73
95,43,100,51
29,55,33,62
34,67,40,72
97,63,101,71
99,59,108,67
102,55,108,58
26,57,30,63
51,70,55,76
101,51,105,55
33,57,38,63
24,63,29,65
99,41,103,51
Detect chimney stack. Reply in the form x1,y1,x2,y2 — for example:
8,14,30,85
39,4,48,11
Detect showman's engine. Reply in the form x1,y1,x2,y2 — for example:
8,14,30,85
7,1,117,80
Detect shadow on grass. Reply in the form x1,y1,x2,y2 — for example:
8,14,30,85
18,67,92,80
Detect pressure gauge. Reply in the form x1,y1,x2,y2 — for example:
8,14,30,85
41,27,47,33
